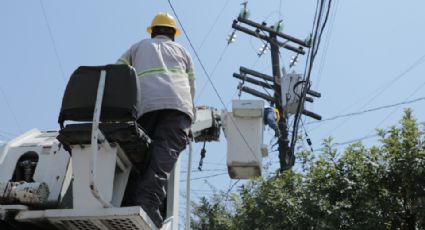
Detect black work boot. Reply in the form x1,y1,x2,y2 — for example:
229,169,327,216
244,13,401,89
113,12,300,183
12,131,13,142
142,205,163,228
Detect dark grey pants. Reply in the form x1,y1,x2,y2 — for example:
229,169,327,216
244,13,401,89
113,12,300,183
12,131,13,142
122,109,191,210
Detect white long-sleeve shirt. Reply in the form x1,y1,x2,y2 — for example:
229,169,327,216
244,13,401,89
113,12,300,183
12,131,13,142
118,35,195,121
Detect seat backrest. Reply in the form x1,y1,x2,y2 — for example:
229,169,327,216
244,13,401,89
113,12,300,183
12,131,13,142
58,64,141,126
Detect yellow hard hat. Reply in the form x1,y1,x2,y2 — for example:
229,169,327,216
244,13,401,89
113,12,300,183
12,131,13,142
273,108,280,122
146,12,180,36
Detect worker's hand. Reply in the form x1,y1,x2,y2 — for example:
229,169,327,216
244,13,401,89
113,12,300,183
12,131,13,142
188,129,194,141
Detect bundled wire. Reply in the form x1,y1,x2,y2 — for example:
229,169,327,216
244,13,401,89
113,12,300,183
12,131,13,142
289,0,333,161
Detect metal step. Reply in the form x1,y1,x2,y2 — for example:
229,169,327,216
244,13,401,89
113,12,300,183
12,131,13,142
14,206,169,230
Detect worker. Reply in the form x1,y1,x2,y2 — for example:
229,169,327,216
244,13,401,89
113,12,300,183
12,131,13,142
118,12,195,228
264,107,280,137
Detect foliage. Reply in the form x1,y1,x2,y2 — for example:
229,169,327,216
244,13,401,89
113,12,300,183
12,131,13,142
191,109,425,229
190,192,235,230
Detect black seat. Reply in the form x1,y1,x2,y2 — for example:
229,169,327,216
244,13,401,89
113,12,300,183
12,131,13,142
56,64,150,171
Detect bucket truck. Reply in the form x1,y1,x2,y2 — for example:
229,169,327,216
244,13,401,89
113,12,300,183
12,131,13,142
0,64,268,230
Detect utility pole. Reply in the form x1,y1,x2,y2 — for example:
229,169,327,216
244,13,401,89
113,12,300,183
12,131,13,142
269,32,291,171
230,6,321,171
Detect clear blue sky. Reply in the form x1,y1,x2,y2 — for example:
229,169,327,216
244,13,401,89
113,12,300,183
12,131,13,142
1,0,425,225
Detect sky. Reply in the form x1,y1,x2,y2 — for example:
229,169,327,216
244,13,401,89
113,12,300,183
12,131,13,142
1,0,425,227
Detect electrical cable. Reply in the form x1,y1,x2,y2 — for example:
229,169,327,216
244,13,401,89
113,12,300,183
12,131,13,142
191,189,224,193
195,44,229,103
168,0,261,164
290,0,333,164
289,0,321,142
290,121,425,156
307,96,425,124
39,0,66,82
180,172,229,182
167,0,260,193
181,168,227,173
300,119,314,152
315,0,339,89
286,0,331,169
0,87,22,133
249,36,259,54
361,54,425,110
168,0,259,192
320,53,425,135
279,0,283,19
0,2,67,146
0,130,17,139
0,134,10,142
313,0,332,59
197,0,232,51
224,179,240,201
200,161,228,166
333,134,378,147
195,0,235,102
167,0,229,109
369,80,425,136
314,118,425,152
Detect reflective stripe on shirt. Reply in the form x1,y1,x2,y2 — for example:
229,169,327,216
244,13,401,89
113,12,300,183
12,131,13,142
117,58,130,65
137,67,195,80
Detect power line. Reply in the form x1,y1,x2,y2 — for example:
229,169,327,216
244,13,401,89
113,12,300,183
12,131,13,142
0,133,10,142
332,134,378,147
279,0,283,18
0,130,17,139
290,0,323,152
311,119,425,152
338,54,425,124
168,0,261,164
291,0,333,157
313,0,332,59
181,168,227,173
39,0,66,82
0,1,66,143
180,172,228,182
197,0,231,51
0,87,22,133
276,134,379,154
224,179,240,200
370,80,425,136
315,0,339,89
167,0,229,111
317,52,425,135
195,45,230,103
307,96,425,124
199,161,227,166
359,54,425,112
190,189,222,193
195,0,235,102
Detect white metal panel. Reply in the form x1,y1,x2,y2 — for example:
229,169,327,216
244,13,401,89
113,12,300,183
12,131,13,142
0,129,42,179
0,130,70,207
281,73,303,114
224,100,265,179
111,145,132,207
34,136,70,206
191,108,213,133
71,142,129,209
232,100,264,118
72,143,114,208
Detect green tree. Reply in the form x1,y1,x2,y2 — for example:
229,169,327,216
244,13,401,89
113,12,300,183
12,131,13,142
191,109,425,229
191,192,235,230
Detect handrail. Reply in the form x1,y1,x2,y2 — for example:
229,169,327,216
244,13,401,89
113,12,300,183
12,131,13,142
90,69,113,208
